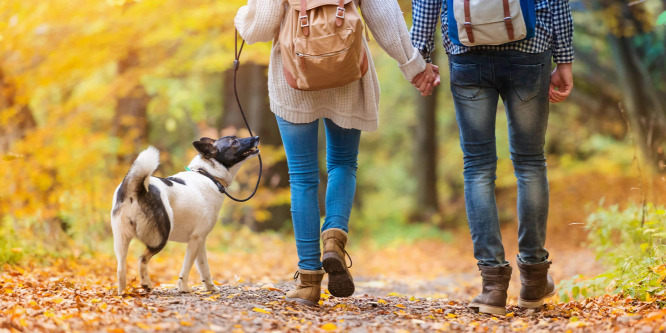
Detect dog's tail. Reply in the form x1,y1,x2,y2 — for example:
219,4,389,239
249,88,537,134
126,146,160,195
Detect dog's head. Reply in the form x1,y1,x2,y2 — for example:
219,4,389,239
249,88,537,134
192,136,260,168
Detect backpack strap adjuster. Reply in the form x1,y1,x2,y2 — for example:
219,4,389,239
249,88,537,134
299,15,309,27
336,7,345,19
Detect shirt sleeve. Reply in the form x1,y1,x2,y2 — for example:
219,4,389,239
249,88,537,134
411,0,442,63
360,0,426,81
234,0,284,45
550,0,574,63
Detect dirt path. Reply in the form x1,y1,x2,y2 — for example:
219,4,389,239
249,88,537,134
1,244,665,333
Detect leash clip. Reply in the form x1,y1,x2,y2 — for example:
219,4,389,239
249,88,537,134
233,59,239,71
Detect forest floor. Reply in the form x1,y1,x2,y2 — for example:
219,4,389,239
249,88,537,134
2,172,666,332
1,232,666,333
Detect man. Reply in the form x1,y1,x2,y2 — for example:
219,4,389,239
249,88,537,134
411,0,574,315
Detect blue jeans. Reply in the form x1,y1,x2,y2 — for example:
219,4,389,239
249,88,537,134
276,116,361,271
449,50,552,267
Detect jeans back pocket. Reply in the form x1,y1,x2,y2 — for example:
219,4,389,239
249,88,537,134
510,63,544,102
450,63,481,100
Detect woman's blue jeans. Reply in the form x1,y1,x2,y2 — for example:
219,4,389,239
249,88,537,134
276,116,361,271
449,50,552,267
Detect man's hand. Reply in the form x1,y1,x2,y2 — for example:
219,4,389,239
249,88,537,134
549,63,573,103
411,63,441,97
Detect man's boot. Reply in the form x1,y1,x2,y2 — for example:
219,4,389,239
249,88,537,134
321,228,355,297
517,259,555,308
469,265,512,315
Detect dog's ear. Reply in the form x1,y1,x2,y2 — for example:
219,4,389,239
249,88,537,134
193,140,217,159
199,137,216,144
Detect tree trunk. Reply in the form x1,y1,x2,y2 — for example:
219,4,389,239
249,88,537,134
604,2,666,172
223,63,291,231
0,68,36,152
411,70,440,221
113,50,150,160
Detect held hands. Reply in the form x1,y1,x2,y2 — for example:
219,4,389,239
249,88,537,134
411,63,441,97
549,63,573,103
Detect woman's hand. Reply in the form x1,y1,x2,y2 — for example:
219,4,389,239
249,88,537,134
411,63,441,97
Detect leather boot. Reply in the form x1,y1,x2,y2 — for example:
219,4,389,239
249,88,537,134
469,265,512,315
321,228,355,297
285,269,325,307
517,259,556,308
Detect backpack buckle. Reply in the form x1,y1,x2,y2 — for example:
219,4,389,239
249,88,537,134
336,7,345,19
299,15,309,27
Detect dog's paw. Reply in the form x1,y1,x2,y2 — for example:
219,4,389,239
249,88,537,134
141,284,153,292
204,283,219,292
177,280,192,293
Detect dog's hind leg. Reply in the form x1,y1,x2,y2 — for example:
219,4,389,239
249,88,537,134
114,231,131,296
138,247,159,291
195,240,217,292
177,235,204,293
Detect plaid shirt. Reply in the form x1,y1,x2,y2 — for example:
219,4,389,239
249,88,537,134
411,0,574,63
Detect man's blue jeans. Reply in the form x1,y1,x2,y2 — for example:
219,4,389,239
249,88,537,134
449,50,552,267
276,116,361,271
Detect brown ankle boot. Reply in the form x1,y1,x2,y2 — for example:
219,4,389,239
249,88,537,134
321,228,355,297
285,269,325,307
517,259,556,308
469,265,512,315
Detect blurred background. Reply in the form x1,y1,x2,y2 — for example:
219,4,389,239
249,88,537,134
1,0,665,300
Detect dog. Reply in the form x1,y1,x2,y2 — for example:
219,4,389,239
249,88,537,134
111,136,260,295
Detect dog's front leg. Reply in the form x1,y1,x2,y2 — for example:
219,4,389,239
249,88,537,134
177,235,203,292
195,240,217,292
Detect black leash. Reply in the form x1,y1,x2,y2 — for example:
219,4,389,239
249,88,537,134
216,30,262,203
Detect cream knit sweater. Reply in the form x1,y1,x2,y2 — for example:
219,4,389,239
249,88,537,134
234,0,426,132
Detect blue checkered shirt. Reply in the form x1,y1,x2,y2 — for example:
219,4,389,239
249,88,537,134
411,0,574,63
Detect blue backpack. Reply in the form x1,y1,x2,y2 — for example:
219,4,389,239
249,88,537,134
447,0,536,46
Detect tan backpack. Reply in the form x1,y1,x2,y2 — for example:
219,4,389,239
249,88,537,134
279,0,368,91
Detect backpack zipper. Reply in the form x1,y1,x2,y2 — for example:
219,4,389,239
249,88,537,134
295,44,353,59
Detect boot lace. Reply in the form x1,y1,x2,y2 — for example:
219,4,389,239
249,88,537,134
344,249,353,268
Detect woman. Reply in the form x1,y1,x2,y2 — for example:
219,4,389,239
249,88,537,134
235,0,438,306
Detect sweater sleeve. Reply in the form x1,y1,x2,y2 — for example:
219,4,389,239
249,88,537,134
359,0,426,81
234,0,284,45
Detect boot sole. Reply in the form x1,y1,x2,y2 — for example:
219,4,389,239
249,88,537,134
322,252,355,297
469,302,507,316
517,290,556,308
285,297,319,307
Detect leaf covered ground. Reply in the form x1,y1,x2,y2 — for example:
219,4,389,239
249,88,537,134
1,229,666,333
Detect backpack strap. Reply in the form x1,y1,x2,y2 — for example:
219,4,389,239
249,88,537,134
502,0,515,41
463,0,474,43
335,0,346,26
299,0,309,36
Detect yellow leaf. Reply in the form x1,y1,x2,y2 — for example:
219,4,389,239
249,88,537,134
387,292,400,296
446,313,457,318
181,321,193,326
252,307,271,314
395,304,405,308
44,310,55,318
91,298,101,304
100,302,108,310
321,323,337,331
320,293,330,299
4,288,13,295
318,299,324,306
107,329,125,333
506,312,515,318
136,323,150,330
377,299,387,305
53,298,64,304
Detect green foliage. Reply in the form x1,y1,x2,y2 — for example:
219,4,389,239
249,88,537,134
658,11,666,25
559,204,666,302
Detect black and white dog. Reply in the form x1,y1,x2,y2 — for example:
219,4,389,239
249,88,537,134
111,136,259,295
